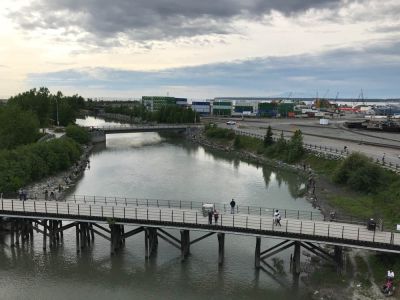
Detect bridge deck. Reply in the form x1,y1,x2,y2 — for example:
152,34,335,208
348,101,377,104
1,199,399,253
92,124,202,134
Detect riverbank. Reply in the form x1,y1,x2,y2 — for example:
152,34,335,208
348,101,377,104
23,144,92,201
190,129,394,300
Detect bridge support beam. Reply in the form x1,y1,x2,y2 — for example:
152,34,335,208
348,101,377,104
180,230,190,261
218,233,225,266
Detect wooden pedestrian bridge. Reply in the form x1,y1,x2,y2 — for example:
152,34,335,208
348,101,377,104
1,196,399,276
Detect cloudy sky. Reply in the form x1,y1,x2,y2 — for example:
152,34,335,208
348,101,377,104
1,0,399,99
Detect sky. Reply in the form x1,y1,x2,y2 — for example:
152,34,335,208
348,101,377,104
0,0,400,99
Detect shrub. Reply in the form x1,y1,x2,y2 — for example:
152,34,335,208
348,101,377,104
66,125,90,144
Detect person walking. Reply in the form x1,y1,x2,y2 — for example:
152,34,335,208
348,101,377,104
44,190,48,201
18,188,23,201
382,153,386,164
274,209,282,226
208,210,213,225
230,198,236,214
214,209,219,224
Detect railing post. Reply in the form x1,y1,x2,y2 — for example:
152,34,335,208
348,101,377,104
246,216,248,228
56,202,58,215
77,204,79,215
67,203,69,215
221,214,223,226
112,206,114,218
146,209,148,220
23,200,25,212
135,207,137,219
357,227,360,240
172,210,174,222
233,215,235,227
125,198,127,206
342,226,344,239
34,201,36,213
300,221,302,234
259,218,261,230
183,211,185,223
259,207,261,216
159,209,161,221
12,199,14,211
196,212,197,224
313,222,315,235
328,224,330,237
297,210,299,219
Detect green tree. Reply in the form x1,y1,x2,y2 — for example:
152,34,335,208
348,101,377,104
0,106,40,149
286,130,304,163
264,125,274,147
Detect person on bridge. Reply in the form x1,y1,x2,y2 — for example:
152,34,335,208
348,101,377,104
274,210,282,226
230,199,236,214
208,210,213,225
214,209,219,224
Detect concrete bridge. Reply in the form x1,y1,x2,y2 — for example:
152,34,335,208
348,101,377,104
1,196,400,283
89,124,203,143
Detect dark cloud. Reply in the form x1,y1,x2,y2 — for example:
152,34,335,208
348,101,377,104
27,40,400,98
9,0,341,45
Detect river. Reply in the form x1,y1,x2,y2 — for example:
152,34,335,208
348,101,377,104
0,116,320,300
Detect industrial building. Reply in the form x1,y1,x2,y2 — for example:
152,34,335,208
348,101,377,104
142,96,188,112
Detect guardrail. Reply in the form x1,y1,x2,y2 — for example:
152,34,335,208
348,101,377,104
1,198,399,249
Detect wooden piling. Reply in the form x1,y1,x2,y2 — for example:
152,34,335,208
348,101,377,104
10,221,15,247
292,241,301,275
218,233,225,266
180,230,190,261
75,223,80,253
43,220,47,251
255,237,261,268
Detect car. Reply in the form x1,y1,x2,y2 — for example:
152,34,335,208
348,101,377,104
226,121,236,125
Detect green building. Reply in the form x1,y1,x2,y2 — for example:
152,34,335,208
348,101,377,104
212,101,232,116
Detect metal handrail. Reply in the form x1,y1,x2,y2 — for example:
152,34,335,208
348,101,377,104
62,194,323,221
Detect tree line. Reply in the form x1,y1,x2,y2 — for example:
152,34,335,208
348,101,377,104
103,103,199,124
205,124,305,163
0,87,85,150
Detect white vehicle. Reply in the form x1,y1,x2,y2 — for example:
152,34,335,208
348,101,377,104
202,204,215,217
226,121,236,125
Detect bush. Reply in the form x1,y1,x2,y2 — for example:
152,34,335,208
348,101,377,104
66,125,90,144
205,125,235,140
333,153,385,193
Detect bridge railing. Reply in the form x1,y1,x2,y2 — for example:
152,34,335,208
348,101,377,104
62,194,324,221
1,199,399,247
